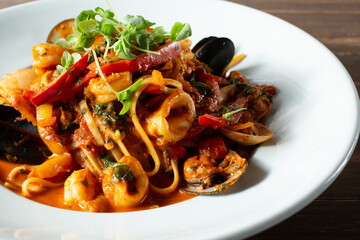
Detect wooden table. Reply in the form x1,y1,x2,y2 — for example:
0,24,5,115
1,0,359,239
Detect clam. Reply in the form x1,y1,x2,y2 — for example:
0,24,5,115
181,151,247,195
220,121,273,145
193,36,235,76
46,19,75,44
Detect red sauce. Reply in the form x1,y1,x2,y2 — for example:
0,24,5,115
0,160,196,212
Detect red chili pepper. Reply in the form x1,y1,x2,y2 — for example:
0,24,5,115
30,53,90,106
101,41,182,74
46,69,98,103
198,114,228,128
197,135,228,159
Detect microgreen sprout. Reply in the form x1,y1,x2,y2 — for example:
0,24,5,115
56,7,192,60
56,51,82,77
223,108,247,121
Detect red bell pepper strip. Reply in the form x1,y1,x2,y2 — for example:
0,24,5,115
197,135,228,159
198,114,228,128
143,84,162,94
30,53,90,106
46,69,98,103
101,41,182,74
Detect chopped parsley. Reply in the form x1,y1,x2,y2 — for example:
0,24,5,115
103,155,135,183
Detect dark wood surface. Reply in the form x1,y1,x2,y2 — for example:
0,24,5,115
1,0,359,239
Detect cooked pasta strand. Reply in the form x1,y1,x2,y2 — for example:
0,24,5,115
22,177,63,197
150,160,180,194
130,78,162,177
81,147,104,177
79,100,105,146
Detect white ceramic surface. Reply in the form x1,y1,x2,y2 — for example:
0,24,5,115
0,0,359,239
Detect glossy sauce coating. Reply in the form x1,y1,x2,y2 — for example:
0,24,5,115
0,160,196,212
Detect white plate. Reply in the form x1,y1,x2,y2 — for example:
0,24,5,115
0,0,359,239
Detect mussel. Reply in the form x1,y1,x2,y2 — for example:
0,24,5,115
192,36,235,76
0,19,71,164
181,151,247,195
0,120,49,165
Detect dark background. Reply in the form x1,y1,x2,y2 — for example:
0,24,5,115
1,0,359,239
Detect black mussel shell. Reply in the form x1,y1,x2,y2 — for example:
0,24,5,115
193,37,235,76
0,120,49,165
0,105,38,134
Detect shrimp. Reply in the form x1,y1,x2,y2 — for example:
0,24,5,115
64,169,107,212
87,72,132,103
0,68,38,124
102,156,149,208
32,43,68,69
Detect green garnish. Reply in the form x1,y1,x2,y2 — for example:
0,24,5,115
19,168,26,174
103,155,135,182
190,81,213,97
222,108,247,121
92,50,143,115
56,7,192,60
56,51,82,77
112,78,143,115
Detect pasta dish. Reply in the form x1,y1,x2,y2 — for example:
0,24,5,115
0,7,276,212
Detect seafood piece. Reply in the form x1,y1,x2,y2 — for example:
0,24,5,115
64,168,108,212
0,121,49,165
64,169,97,204
47,19,75,44
220,121,273,145
102,156,149,207
182,151,247,194
32,43,68,69
193,37,235,76
87,72,132,104
145,90,196,146
0,68,38,125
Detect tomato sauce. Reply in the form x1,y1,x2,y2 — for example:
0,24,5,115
0,159,196,212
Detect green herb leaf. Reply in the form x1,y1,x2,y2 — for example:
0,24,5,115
79,34,95,48
113,78,143,115
190,81,213,97
56,51,82,76
171,22,192,41
69,7,192,60
103,156,135,182
77,19,99,34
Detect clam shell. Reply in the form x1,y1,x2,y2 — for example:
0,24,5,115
181,151,248,195
181,161,248,195
219,121,273,145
